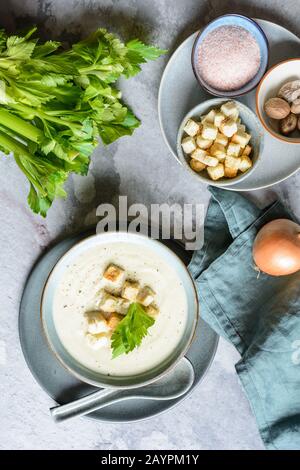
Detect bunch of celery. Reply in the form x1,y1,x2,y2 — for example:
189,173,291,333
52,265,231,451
0,27,164,216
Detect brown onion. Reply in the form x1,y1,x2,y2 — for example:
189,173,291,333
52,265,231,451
253,219,300,276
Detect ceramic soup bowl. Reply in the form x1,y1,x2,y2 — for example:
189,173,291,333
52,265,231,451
41,231,198,389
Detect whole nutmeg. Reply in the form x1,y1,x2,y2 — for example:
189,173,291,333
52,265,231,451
280,113,297,135
291,98,300,114
278,80,300,103
264,97,290,119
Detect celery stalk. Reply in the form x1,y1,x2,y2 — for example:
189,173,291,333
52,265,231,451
12,103,82,131
0,108,43,143
0,131,46,195
0,130,34,158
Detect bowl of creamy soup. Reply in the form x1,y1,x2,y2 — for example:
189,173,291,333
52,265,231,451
41,232,198,389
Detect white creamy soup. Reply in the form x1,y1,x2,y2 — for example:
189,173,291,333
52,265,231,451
53,241,188,376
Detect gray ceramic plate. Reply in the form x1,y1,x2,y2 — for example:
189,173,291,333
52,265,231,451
19,229,218,422
158,19,300,191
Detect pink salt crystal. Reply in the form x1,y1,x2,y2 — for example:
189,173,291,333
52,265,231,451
198,25,261,91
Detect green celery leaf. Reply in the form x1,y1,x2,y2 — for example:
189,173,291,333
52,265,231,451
69,140,96,158
126,39,167,61
98,123,134,144
40,139,56,155
32,41,61,58
97,108,140,144
0,30,7,53
13,150,69,216
28,184,52,217
111,303,155,359
5,34,37,60
64,153,90,175
122,40,166,77
121,108,140,128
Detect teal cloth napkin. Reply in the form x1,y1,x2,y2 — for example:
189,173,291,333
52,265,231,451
189,187,300,450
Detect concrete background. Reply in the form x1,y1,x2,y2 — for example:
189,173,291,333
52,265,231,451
0,0,299,450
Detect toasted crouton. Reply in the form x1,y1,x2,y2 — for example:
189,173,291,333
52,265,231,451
215,132,228,147
191,148,208,161
210,143,226,160
227,142,241,157
98,291,129,314
103,264,125,283
224,167,238,178
243,145,252,156
196,136,213,149
137,286,155,307
146,304,160,318
121,280,140,302
239,156,253,173
201,109,216,124
221,101,239,120
190,159,206,172
231,130,251,148
183,119,200,137
201,155,219,167
214,112,225,128
107,313,123,331
116,298,130,315
98,291,118,312
192,149,218,167
220,118,238,138
102,264,126,293
207,163,225,181
237,123,246,132
181,136,196,154
84,311,110,335
225,156,241,171
201,122,218,140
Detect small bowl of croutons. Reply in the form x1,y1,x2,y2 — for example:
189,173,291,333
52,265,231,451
177,99,264,186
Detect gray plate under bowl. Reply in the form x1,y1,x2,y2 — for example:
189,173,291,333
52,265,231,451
19,228,218,422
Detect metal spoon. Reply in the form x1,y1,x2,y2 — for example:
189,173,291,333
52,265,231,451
50,357,194,423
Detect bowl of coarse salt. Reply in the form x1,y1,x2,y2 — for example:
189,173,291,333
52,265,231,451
192,14,269,97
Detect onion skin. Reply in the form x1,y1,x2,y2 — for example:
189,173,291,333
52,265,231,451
253,219,300,276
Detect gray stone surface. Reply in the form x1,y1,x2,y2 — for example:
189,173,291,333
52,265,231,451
0,0,299,450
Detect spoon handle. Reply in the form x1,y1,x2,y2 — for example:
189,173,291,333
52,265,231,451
50,388,126,423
